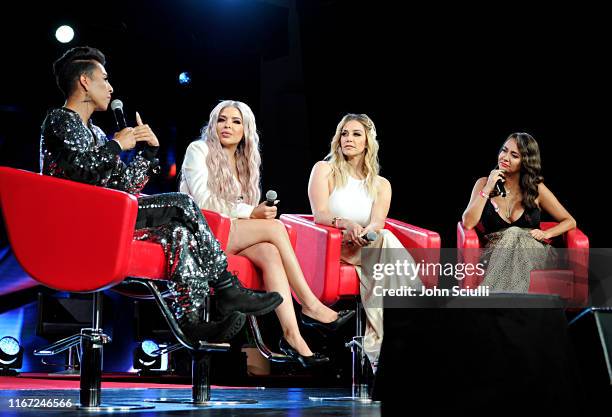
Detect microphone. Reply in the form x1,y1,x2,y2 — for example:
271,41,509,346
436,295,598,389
110,99,127,130
494,180,506,197
362,231,378,242
265,190,278,207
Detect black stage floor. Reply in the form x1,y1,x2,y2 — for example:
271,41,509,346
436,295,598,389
0,387,381,416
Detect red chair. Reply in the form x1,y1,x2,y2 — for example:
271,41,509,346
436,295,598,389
457,222,590,306
280,214,441,400
0,166,286,408
199,208,296,363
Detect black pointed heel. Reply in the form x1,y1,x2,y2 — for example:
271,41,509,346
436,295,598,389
278,337,330,368
300,309,355,332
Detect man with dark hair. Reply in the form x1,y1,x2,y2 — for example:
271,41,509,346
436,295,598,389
53,46,106,98
40,46,282,343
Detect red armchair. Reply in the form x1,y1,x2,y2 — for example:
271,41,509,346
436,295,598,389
280,215,441,306
457,221,590,306
280,214,441,400
0,166,274,408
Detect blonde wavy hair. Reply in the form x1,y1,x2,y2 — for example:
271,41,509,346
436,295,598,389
201,100,261,206
325,113,380,197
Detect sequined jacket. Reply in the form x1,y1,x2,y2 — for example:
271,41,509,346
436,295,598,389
40,107,158,194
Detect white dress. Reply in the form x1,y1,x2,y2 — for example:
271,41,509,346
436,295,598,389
328,176,423,368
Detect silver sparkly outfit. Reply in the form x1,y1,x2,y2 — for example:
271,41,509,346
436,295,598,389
40,107,227,322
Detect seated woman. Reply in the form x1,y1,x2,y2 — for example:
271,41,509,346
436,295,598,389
461,132,576,292
307,113,423,370
180,100,354,367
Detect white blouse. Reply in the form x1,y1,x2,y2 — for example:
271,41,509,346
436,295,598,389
179,140,255,219
328,176,374,227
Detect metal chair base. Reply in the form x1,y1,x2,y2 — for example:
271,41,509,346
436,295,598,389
76,403,155,411
309,396,379,404
145,398,257,406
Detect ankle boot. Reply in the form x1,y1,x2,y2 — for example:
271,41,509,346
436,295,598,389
214,272,282,318
179,311,246,344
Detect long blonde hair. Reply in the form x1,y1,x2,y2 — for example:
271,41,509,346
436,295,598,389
201,100,261,206
325,113,380,197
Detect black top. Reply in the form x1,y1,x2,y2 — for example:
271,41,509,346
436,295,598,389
40,107,159,194
480,198,541,234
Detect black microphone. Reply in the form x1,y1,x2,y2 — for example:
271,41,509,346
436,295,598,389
110,99,127,130
265,190,278,207
494,180,506,197
362,231,378,242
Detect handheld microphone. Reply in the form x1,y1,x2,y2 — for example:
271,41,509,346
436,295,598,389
362,231,378,242
494,180,506,197
265,190,278,207
110,99,127,130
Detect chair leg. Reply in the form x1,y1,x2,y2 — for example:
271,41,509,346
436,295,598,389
351,301,371,398
248,316,294,363
192,351,211,403
125,279,257,405
76,292,153,411
309,300,378,403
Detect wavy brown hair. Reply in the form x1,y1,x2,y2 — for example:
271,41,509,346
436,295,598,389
501,132,544,209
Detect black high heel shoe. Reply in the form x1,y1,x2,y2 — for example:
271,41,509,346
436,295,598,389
300,310,355,332
279,337,330,368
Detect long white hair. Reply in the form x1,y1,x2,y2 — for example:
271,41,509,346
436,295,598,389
201,100,261,205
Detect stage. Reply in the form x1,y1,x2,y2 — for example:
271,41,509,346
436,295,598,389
0,376,380,416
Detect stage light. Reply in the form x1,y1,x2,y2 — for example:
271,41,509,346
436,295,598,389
133,339,164,372
178,72,191,85
55,25,75,44
0,336,24,376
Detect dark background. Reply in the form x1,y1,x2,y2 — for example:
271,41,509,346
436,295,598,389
0,0,609,248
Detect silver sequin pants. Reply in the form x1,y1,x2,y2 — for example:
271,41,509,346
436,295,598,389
133,193,227,322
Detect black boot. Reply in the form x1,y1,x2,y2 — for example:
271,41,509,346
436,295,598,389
214,271,283,318
180,311,246,344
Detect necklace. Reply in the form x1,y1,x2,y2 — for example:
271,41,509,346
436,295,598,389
505,197,515,221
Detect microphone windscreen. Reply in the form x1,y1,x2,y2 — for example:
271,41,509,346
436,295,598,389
365,231,378,241
110,99,123,111
265,190,277,201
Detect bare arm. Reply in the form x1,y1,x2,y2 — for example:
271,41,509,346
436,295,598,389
533,183,576,239
308,161,336,226
365,176,391,233
462,177,490,229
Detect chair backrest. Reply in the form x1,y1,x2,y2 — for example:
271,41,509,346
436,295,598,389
0,167,138,292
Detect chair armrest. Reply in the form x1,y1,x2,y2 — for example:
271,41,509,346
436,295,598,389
0,167,138,292
384,218,441,249
540,222,589,305
566,227,589,306
456,221,484,288
280,214,343,305
284,222,297,249
457,222,481,249
201,209,232,250
384,218,441,287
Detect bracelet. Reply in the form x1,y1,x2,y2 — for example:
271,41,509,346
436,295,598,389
332,216,342,228
479,190,489,200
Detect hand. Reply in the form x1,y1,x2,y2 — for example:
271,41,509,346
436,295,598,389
113,127,136,150
344,220,368,247
133,112,159,147
483,168,506,195
250,201,278,219
530,229,550,242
